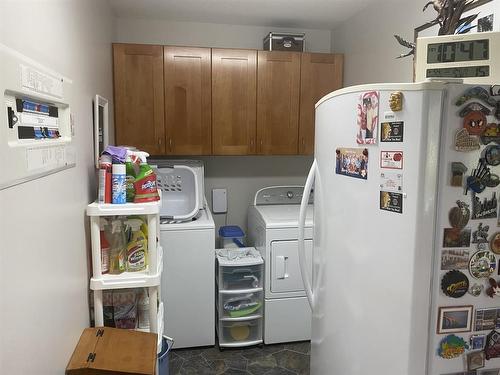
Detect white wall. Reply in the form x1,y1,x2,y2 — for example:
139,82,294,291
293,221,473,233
0,1,114,374
115,18,332,52
114,18,320,233
332,0,428,85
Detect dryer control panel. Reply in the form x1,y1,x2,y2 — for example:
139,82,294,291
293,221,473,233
254,186,314,206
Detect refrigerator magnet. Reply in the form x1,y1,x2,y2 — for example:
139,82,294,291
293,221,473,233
379,172,403,192
448,200,470,229
486,278,500,298
380,121,404,142
459,102,491,117
468,283,483,297
481,123,500,145
441,249,469,270
380,151,403,170
437,306,473,335
379,191,403,214
389,91,403,112
455,129,480,152
437,334,469,358
335,148,368,180
474,308,499,331
472,222,489,244
441,270,469,298
450,162,467,187
485,330,500,360
471,192,497,220
443,228,471,248
469,250,496,279
467,350,485,371
490,232,500,254
463,111,487,136
356,91,379,145
470,334,487,350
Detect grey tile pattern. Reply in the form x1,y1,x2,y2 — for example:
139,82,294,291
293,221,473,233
169,342,311,375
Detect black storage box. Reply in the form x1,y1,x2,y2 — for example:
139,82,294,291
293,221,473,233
263,32,305,52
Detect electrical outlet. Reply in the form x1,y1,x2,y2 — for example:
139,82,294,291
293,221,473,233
212,188,227,214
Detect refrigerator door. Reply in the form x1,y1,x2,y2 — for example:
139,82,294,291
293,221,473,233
308,83,444,375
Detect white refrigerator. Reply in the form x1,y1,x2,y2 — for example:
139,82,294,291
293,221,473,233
298,82,500,375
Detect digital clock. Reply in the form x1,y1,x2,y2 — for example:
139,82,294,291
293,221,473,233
415,31,500,83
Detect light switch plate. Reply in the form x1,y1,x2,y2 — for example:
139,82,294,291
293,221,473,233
212,188,227,213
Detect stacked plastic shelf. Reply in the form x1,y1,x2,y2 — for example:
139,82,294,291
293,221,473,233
216,247,264,348
86,197,163,352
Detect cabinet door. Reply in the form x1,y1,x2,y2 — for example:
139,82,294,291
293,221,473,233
212,49,257,155
299,53,343,155
164,46,211,155
113,44,165,154
256,51,301,155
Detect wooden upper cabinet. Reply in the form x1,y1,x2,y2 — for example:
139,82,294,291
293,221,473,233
299,53,343,155
212,49,257,155
113,44,165,155
164,46,211,155
256,51,301,155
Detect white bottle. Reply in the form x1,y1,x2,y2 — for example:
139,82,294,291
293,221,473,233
112,164,126,204
137,289,150,329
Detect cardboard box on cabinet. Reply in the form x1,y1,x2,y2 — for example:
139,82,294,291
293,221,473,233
66,327,157,375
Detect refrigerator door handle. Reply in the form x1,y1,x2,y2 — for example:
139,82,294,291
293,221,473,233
298,159,316,309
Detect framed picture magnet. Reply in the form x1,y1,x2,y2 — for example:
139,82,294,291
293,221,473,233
470,334,487,350
379,172,403,192
467,350,486,371
437,305,473,334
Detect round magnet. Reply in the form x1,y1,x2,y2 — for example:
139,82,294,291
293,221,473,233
464,111,487,135
469,283,484,296
449,201,470,229
484,174,500,188
441,270,469,298
485,145,500,166
469,250,497,279
491,233,500,254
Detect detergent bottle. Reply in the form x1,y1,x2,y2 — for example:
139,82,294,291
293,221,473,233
109,219,126,274
133,151,160,203
124,218,148,272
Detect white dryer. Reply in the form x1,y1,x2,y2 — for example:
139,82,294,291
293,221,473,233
247,186,313,344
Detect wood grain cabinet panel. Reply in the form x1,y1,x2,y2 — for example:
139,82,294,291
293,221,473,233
212,49,257,155
113,44,165,155
164,46,212,155
256,51,301,155
299,53,343,155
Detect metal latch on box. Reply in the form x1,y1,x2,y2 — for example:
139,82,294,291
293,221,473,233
86,353,96,363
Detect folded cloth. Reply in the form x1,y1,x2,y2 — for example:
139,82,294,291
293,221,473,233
103,145,128,163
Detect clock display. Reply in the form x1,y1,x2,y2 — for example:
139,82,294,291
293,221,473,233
426,66,490,78
427,40,489,63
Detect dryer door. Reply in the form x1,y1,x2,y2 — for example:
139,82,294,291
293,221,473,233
270,239,313,293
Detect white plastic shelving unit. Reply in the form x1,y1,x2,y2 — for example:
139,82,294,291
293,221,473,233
216,248,264,348
86,196,163,351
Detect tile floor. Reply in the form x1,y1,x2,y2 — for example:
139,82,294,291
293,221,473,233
169,341,311,375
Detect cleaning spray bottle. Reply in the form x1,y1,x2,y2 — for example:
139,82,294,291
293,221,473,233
125,152,136,203
124,219,148,272
132,151,160,203
109,219,126,274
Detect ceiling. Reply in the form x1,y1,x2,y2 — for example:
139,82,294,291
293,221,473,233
108,0,377,29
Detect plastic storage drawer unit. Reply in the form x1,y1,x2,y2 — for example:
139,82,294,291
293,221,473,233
216,248,264,348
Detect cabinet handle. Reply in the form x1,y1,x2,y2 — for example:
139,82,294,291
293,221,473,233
158,138,162,146
169,138,172,151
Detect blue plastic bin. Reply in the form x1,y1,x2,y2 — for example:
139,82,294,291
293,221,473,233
158,336,174,375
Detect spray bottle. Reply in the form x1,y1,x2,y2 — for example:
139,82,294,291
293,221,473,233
109,219,126,274
132,151,160,203
124,218,148,272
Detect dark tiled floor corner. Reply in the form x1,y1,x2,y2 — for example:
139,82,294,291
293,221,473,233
169,342,311,375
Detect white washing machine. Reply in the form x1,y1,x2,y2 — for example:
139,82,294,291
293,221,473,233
247,186,313,344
